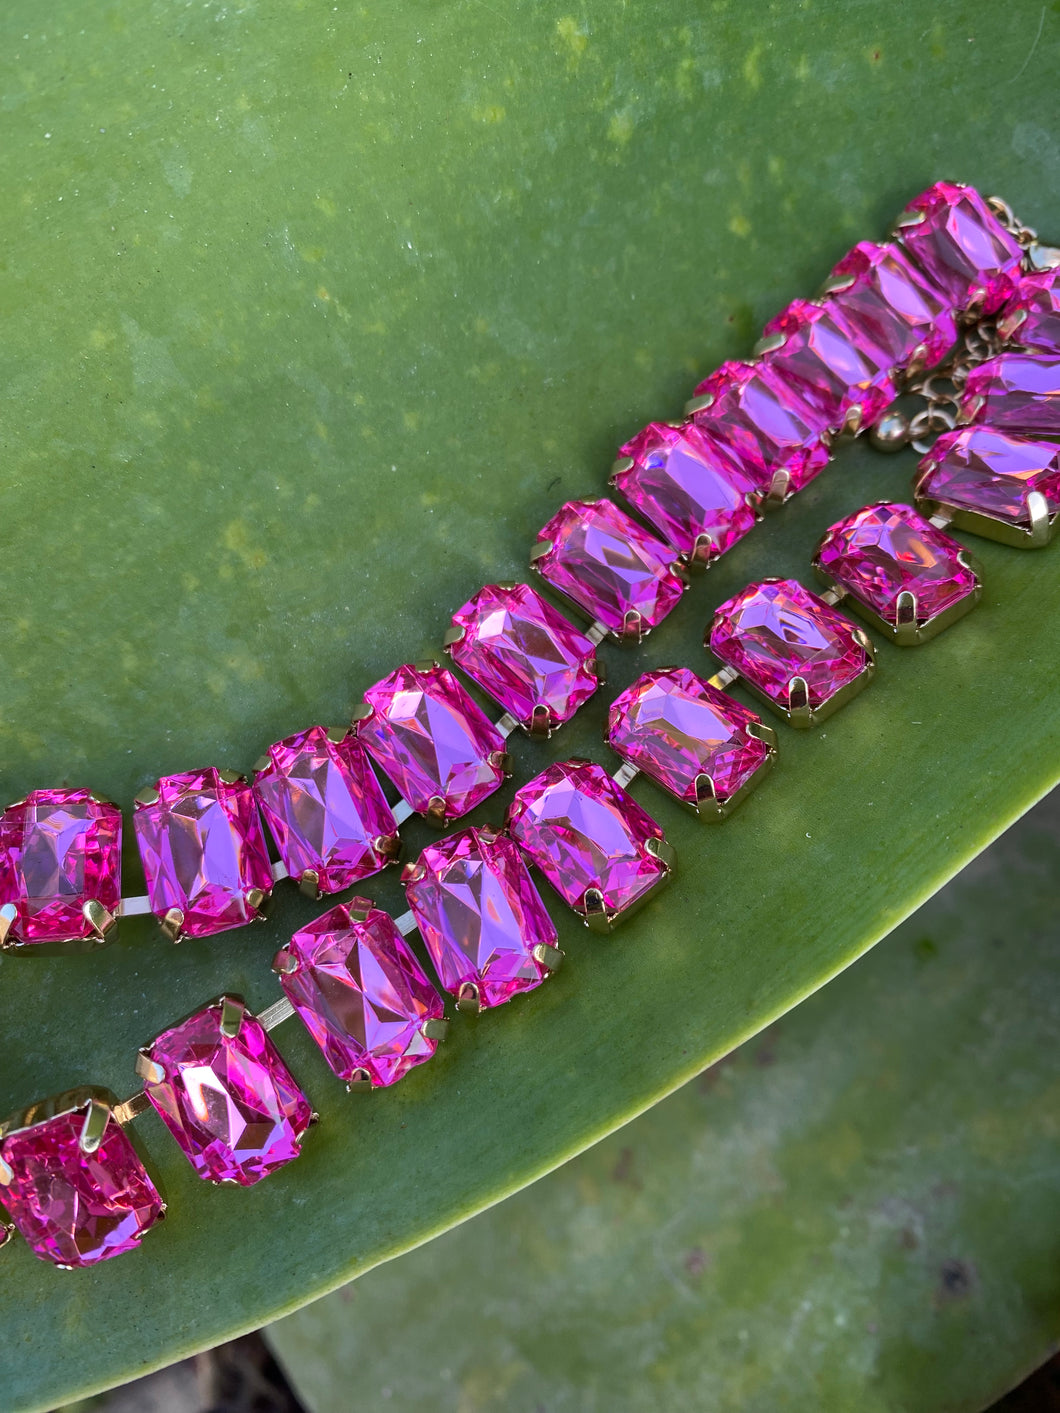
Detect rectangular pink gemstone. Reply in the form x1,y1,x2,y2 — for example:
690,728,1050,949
916,426,1060,526
997,270,1060,354
897,181,1024,315
826,240,958,372
961,353,1060,434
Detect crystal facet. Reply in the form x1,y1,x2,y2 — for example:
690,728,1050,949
826,240,958,371
279,901,444,1087
448,583,599,732
607,668,771,808
816,502,978,628
689,359,832,496
143,1001,313,1186
611,421,759,565
709,579,871,714
897,181,1023,315
253,726,397,893
960,353,1060,434
357,663,507,821
134,768,273,938
507,759,670,924
0,788,121,946
405,826,558,1009
532,499,686,640
0,1104,163,1267
916,426,1060,526
760,297,897,430
997,270,1060,354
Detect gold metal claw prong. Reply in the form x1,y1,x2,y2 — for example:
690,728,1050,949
348,896,373,923
1027,241,1060,272
590,655,607,687
219,995,245,1040
135,785,160,808
425,795,447,828
457,983,481,1015
752,331,786,358
443,624,466,649
688,532,715,570
818,271,855,296
609,455,635,483
765,468,790,509
414,658,440,674
375,833,402,863
272,946,299,976
787,676,813,728
245,887,268,915
216,768,245,785
840,403,863,437
422,1017,450,1042
351,703,374,723
532,942,564,973
160,907,185,943
0,1155,13,1186
894,207,926,230
489,749,513,775
135,1050,166,1087
346,1069,373,1092
684,391,715,416
298,869,321,901
529,539,554,565
747,720,778,750
582,887,611,935
894,590,920,645
645,835,676,871
527,704,552,740
694,773,719,815
0,903,18,949
618,609,644,645
957,393,984,425
78,1099,110,1155
326,724,350,744
1027,490,1052,546
251,754,271,774
401,859,426,884
82,899,117,944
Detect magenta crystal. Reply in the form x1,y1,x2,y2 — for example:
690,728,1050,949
0,788,122,946
897,181,1023,315
960,353,1060,434
760,297,897,431
448,583,599,733
709,579,870,712
0,1104,163,1267
253,725,397,894
404,826,558,1009
357,663,506,822
607,668,771,807
826,240,958,371
506,759,669,922
816,502,978,626
612,421,759,565
915,426,1060,526
134,768,273,938
689,359,832,497
997,270,1060,354
143,1000,312,1187
532,499,686,640
279,900,444,1087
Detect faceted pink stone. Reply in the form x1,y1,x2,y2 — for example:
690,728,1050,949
0,788,122,945
961,353,1060,434
826,240,958,371
607,668,771,807
357,663,507,821
506,759,669,920
278,901,444,1087
134,768,273,938
143,1001,313,1187
404,826,557,1009
897,181,1023,315
253,726,398,893
816,502,978,626
689,359,832,496
448,583,599,732
709,579,870,712
760,297,898,430
0,1105,163,1267
997,270,1060,354
533,499,686,639
915,427,1060,526
612,421,759,564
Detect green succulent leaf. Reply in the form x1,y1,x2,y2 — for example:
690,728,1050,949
268,790,1060,1413
1,3,1059,1410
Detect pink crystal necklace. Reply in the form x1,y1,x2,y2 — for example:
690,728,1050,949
0,180,1058,1268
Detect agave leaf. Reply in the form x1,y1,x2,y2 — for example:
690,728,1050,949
1,4,1059,1410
